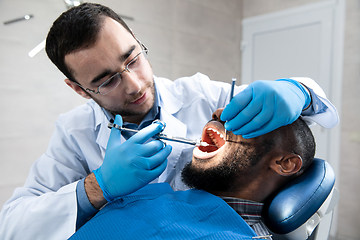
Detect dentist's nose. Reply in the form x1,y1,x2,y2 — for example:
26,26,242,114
122,72,141,95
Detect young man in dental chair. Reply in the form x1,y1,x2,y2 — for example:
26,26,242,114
70,108,315,240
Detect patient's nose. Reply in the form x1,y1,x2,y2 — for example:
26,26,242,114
212,108,224,121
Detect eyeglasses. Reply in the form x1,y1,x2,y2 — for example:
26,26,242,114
75,43,148,95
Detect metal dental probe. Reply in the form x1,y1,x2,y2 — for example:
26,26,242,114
108,123,212,147
230,78,236,101
225,78,237,140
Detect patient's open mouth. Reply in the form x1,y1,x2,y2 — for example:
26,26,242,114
193,121,226,160
199,127,226,152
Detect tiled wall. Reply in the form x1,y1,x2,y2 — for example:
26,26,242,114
0,0,242,206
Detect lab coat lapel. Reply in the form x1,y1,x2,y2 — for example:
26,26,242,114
96,120,126,156
155,77,187,181
158,110,187,182
93,102,126,158
94,106,110,159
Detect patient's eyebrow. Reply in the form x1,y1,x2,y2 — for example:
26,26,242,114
90,45,136,84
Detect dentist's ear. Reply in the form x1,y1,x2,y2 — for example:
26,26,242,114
64,79,91,99
270,154,303,176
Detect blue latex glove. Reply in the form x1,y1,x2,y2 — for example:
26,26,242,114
93,115,172,202
221,79,311,138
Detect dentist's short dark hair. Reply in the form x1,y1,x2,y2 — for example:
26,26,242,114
45,3,133,82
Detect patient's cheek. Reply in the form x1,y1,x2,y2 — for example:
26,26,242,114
226,132,242,143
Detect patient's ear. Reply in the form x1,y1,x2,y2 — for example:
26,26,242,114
64,79,91,99
270,154,303,176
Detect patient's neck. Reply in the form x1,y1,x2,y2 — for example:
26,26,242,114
210,189,265,203
208,176,279,203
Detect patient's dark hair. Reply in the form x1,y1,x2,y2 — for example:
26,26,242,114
232,117,315,174
45,3,132,82
228,117,315,174
272,117,316,174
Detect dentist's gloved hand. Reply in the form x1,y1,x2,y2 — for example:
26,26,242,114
93,115,172,202
221,79,311,138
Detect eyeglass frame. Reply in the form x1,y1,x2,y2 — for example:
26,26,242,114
73,41,149,95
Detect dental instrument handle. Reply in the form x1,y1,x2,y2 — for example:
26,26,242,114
108,123,209,147
230,78,236,101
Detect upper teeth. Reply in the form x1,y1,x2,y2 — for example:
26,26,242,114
206,128,225,147
208,128,225,139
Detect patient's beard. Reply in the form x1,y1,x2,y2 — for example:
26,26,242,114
181,160,238,193
181,147,259,193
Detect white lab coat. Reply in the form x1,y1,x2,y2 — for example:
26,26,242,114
0,73,338,240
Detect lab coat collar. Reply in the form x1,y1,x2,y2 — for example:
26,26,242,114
154,76,183,115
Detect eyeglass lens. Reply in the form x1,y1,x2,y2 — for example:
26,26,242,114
99,51,147,95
